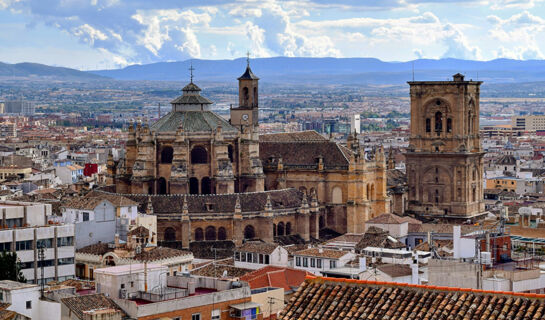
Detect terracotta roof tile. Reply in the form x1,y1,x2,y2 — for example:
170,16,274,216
61,294,124,319
280,277,545,320
240,266,311,291
293,248,348,259
236,241,279,255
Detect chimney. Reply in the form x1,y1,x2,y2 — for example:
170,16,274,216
114,234,119,248
411,251,419,284
453,226,461,259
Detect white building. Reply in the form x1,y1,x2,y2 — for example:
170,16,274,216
234,242,289,270
61,193,138,248
0,280,61,320
0,201,75,283
351,114,361,134
292,247,356,276
95,264,167,299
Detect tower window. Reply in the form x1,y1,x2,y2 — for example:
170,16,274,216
447,118,452,133
426,118,431,133
160,147,173,164
435,111,443,133
242,87,249,106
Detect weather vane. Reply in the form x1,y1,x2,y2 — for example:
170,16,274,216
246,51,251,67
189,61,195,83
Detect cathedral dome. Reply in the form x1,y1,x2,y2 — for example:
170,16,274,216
150,110,239,134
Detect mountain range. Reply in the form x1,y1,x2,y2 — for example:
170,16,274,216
5,58,545,85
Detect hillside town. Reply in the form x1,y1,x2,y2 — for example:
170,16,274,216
0,61,543,319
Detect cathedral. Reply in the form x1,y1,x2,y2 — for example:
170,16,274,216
105,61,389,247
405,73,486,221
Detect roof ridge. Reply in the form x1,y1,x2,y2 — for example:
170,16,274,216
306,276,545,299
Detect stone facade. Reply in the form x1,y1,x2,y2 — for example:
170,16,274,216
405,73,486,220
106,64,390,245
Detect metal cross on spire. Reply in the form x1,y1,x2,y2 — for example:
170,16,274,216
189,61,195,83
246,51,251,67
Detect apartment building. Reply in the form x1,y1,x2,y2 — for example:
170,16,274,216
0,201,75,283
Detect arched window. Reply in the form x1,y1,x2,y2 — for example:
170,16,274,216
228,145,234,162
243,87,249,106
201,177,212,195
218,227,227,240
189,177,199,194
286,222,292,235
104,256,115,266
273,224,277,237
435,189,439,203
158,177,167,195
277,222,285,236
472,187,476,202
194,228,204,241
426,118,431,133
435,111,443,133
191,146,208,164
205,226,216,241
161,147,173,164
447,118,452,133
244,225,255,240
164,227,176,242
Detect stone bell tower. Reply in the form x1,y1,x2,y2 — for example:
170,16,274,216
405,73,485,220
231,54,259,129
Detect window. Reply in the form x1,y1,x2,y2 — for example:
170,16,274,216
247,253,253,263
82,212,89,222
296,257,301,267
303,257,308,267
241,252,246,262
426,118,431,132
259,254,263,264
329,260,336,269
265,255,270,265
16,240,32,251
447,118,452,133
317,259,322,268
235,252,240,261
191,147,208,164
212,309,220,320
0,242,10,252
310,258,315,268
26,301,31,309
58,257,74,265
160,147,174,164
0,291,3,301
5,218,22,228
58,237,73,247
120,283,125,289
37,238,53,248
131,281,134,288
192,313,201,320
20,261,34,269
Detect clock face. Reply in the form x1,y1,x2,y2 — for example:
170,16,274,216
242,114,249,121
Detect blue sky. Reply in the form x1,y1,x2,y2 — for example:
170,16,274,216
1,0,545,69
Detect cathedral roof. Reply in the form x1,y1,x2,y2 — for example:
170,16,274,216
496,154,517,165
170,81,213,105
150,110,239,133
238,66,259,80
260,140,350,169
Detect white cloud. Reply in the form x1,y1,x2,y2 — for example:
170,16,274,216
489,0,544,9
441,24,481,59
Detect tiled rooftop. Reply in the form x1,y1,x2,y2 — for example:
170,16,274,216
280,276,545,320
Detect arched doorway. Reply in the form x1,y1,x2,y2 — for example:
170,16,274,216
189,177,199,194
161,147,173,164
205,226,217,241
244,225,255,240
218,227,227,240
194,228,204,241
164,227,176,242
158,177,167,195
201,177,212,195
277,222,285,236
191,146,208,164
286,222,292,235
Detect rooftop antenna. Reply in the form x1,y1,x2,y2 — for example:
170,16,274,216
189,61,195,83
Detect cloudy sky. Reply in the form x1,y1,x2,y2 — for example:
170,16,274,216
1,0,545,69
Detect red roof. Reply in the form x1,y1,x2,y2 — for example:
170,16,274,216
240,266,312,292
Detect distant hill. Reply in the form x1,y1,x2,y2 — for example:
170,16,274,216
0,62,106,80
89,57,545,85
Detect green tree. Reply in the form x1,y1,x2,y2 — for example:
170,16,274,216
0,251,26,282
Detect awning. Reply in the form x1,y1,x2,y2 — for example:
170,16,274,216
230,302,261,310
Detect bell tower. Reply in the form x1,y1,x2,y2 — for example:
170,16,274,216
405,73,485,221
231,53,259,129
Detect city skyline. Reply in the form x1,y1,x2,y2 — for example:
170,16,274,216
1,0,545,69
